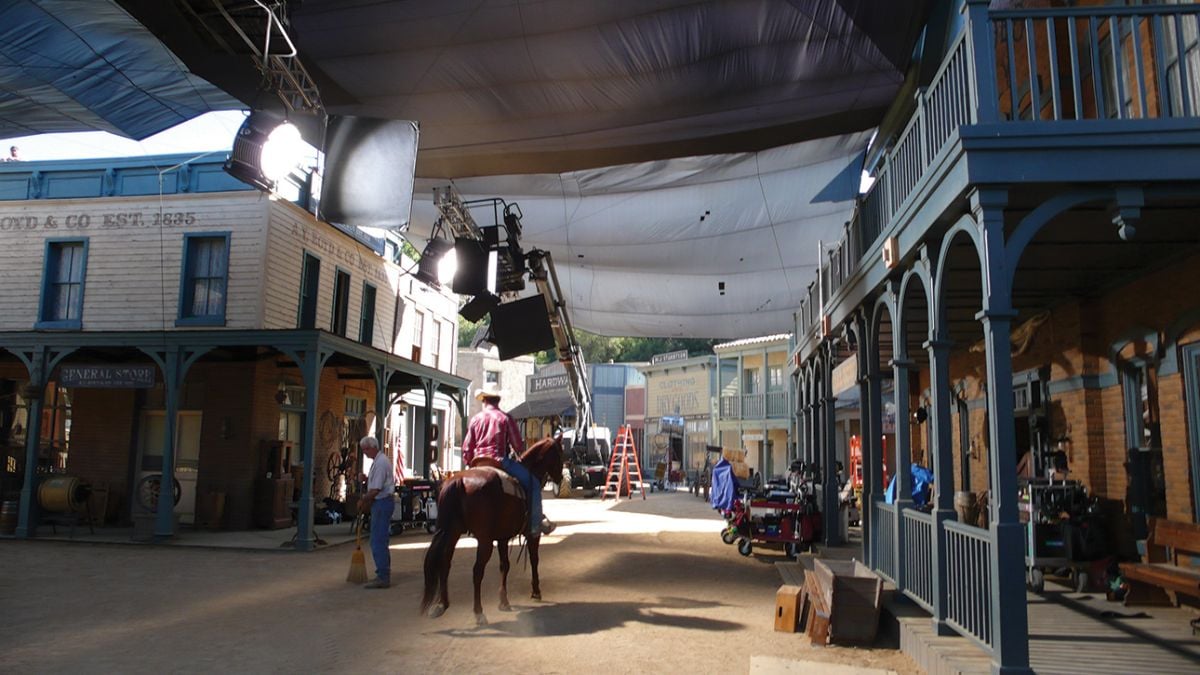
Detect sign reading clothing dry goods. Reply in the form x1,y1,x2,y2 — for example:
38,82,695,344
60,365,156,388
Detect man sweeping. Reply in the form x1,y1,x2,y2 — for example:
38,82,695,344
358,436,396,589
462,384,555,536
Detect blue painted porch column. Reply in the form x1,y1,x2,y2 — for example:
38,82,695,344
155,350,182,539
858,313,879,568
373,364,393,457
975,188,1031,673
417,378,436,478
296,347,331,551
822,343,841,546
927,337,957,635
891,356,915,590
13,346,74,538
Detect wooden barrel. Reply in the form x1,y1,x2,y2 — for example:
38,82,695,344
38,476,88,513
0,500,17,534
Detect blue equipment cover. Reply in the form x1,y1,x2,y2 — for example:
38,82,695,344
885,463,935,507
709,458,735,512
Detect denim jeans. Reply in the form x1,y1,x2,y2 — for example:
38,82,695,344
370,497,395,581
501,457,541,536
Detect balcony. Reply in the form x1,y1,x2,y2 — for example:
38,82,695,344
718,391,789,420
795,1,1200,355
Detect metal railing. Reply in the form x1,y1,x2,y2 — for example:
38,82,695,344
874,501,897,584
795,2,1200,346
993,5,1200,122
901,509,935,612
944,520,994,652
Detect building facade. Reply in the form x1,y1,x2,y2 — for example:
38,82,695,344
714,334,793,479
639,353,717,482
791,2,1200,670
453,346,536,464
0,154,467,549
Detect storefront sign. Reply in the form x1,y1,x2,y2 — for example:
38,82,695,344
647,371,708,417
60,365,156,388
832,356,858,395
650,349,689,365
529,373,569,395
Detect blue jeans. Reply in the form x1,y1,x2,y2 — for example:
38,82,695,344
502,457,541,536
370,498,395,582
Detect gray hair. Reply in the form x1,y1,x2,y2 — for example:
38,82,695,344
359,436,380,451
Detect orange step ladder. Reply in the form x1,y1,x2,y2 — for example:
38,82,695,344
602,425,646,500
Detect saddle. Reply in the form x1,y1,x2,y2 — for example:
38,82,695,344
468,457,526,501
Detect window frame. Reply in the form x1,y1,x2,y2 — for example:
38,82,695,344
175,231,231,327
331,267,351,336
36,237,89,330
297,251,322,330
359,281,377,345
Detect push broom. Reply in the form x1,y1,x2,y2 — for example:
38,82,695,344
347,515,368,583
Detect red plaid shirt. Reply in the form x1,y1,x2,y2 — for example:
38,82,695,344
462,402,525,465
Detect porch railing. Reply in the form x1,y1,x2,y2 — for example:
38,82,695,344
719,394,741,419
901,509,935,612
795,2,1200,345
719,392,790,420
874,501,897,584
944,519,994,652
766,391,789,417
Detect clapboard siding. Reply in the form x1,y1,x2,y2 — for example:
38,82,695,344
262,200,458,360
0,192,269,331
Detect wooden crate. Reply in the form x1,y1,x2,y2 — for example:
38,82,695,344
774,584,803,633
803,573,830,644
812,558,883,645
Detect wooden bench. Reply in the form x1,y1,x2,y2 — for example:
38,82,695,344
1119,518,1200,607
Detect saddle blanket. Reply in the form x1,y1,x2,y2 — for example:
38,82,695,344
474,465,526,501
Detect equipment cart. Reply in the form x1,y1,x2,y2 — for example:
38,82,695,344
721,488,822,559
1022,479,1098,593
389,478,439,535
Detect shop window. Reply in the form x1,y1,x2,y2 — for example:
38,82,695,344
177,233,229,326
331,269,350,336
9,382,71,472
1121,360,1166,526
484,369,500,386
297,252,321,329
37,239,88,329
1122,362,1162,450
359,282,377,345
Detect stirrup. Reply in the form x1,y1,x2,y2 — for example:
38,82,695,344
539,519,557,535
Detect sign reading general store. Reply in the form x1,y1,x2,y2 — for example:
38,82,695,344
60,365,156,388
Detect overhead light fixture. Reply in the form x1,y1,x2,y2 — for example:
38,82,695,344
459,292,500,322
414,237,456,288
224,111,307,192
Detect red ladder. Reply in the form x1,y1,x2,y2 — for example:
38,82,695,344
602,425,646,500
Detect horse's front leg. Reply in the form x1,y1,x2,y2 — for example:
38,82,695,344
529,535,542,601
497,538,511,611
473,539,494,626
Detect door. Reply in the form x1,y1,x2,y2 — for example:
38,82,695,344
137,411,202,524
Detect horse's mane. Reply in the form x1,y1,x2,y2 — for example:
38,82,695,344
518,436,562,481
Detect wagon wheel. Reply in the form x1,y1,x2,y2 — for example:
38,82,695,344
318,411,341,449
136,474,182,513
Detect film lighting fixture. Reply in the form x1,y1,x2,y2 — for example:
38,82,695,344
413,235,457,289
224,111,307,192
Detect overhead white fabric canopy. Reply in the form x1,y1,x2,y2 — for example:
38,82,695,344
410,131,869,339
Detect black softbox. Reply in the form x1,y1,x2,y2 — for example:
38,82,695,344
489,296,555,360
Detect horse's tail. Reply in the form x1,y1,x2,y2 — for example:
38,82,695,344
421,477,463,614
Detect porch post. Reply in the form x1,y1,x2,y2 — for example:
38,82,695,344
975,189,1031,673
891,354,915,591
373,363,393,465
417,378,436,478
822,345,841,546
15,352,46,538
858,313,879,568
296,346,331,552
927,337,957,635
965,0,999,124
155,350,181,539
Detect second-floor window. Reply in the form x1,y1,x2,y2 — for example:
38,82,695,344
178,233,229,325
430,319,442,366
768,365,784,391
413,309,425,360
38,239,88,328
484,369,500,385
743,368,761,395
331,269,350,336
298,253,321,329
359,282,377,345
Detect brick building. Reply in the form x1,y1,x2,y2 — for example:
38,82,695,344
0,154,467,549
791,2,1200,670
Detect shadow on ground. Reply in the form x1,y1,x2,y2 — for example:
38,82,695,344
432,597,743,638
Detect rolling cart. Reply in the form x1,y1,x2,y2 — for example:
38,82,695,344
1022,479,1097,593
390,478,439,534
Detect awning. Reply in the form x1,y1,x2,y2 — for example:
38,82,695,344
508,397,576,421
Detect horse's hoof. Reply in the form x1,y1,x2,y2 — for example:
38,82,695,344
475,613,488,626
531,592,542,601
428,605,446,619
499,601,512,612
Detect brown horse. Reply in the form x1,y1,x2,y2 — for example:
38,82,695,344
420,435,564,625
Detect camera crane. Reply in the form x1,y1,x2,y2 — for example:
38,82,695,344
431,186,594,446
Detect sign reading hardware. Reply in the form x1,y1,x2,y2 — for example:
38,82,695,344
529,374,569,394
60,365,156,388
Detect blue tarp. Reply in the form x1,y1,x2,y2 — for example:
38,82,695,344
709,458,735,512
884,463,935,507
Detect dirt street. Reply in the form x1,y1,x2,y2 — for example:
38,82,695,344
0,492,918,674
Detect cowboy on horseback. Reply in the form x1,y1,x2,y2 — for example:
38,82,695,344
462,383,556,537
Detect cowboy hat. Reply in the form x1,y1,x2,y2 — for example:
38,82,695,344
474,383,502,400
